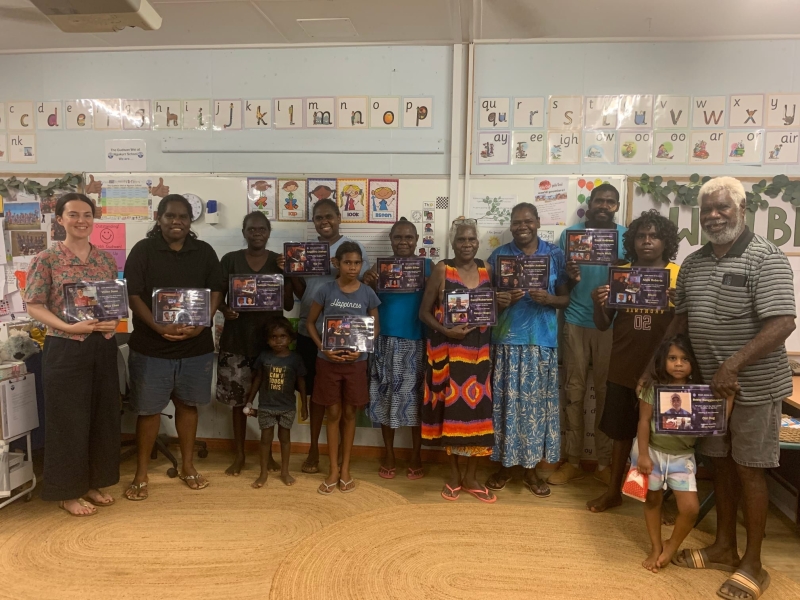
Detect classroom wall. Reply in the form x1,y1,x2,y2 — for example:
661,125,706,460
0,46,454,175
472,41,800,175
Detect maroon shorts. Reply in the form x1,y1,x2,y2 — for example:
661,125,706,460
312,358,369,407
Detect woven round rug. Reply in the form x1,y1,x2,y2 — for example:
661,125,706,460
270,504,800,600
0,472,407,600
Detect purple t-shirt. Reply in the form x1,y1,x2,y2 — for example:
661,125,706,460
311,280,380,362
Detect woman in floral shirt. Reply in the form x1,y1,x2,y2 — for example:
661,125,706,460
24,193,121,517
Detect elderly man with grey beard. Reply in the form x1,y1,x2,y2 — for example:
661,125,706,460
641,177,795,599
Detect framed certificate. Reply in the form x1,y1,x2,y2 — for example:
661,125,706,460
229,274,283,311
152,288,211,327
283,241,331,276
443,289,497,327
376,257,424,292
322,315,375,352
495,255,549,290
63,280,129,322
566,229,619,264
654,385,727,436
607,267,670,310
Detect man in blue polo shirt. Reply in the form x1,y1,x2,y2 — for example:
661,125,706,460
550,184,627,486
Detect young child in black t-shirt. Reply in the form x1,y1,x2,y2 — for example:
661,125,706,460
244,317,308,488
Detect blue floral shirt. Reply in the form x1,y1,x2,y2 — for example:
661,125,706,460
488,239,568,348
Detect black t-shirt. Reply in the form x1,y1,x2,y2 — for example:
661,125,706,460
218,249,283,357
125,234,226,359
254,351,306,412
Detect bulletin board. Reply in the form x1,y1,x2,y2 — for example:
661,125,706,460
0,171,85,336
467,174,627,260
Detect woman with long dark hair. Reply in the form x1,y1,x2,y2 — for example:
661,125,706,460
123,194,225,500
25,193,121,516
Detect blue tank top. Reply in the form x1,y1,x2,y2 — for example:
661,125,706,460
376,258,431,340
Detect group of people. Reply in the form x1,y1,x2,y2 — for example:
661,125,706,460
24,177,794,600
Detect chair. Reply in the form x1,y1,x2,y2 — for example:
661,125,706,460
118,341,208,478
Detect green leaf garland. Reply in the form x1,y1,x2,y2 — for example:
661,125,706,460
0,173,83,199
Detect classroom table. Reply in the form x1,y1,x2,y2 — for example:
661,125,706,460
772,376,800,533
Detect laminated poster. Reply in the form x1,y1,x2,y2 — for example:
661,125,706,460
376,257,424,292
654,385,727,436
607,267,669,310
495,255,549,290
228,274,283,311
443,288,497,327
322,315,375,353
152,288,211,327
63,280,129,322
566,229,618,265
283,242,331,276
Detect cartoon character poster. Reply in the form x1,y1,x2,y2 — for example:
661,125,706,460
306,178,337,221
336,178,368,223
368,179,399,223
246,177,277,219
278,178,306,221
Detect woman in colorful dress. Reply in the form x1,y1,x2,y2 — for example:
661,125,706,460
485,203,570,498
363,218,431,480
217,211,292,476
419,218,499,503
24,193,121,516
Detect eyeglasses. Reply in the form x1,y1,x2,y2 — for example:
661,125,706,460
452,218,477,226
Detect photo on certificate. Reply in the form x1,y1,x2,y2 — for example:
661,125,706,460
63,280,129,322
376,257,424,292
654,385,727,436
607,267,669,310
229,274,283,311
152,288,211,327
322,316,375,353
443,289,497,327
283,241,331,276
495,255,549,290
566,229,618,264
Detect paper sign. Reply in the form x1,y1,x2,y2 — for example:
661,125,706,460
533,177,569,226
607,267,669,310
90,223,127,270
105,140,146,171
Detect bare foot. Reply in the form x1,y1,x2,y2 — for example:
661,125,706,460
587,490,623,513
643,544,663,573
268,455,281,472
59,498,96,516
656,537,681,569
83,488,114,506
252,473,268,489
280,473,296,486
301,450,320,474
225,455,245,477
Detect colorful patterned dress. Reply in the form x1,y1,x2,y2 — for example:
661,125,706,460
421,259,494,456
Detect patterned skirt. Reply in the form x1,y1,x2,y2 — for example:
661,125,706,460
491,344,560,468
367,336,425,428
421,327,494,448
216,352,256,407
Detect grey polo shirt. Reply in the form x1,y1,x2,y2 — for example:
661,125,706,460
675,227,795,405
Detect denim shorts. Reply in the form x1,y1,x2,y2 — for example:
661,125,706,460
128,350,214,415
630,443,697,493
698,399,781,469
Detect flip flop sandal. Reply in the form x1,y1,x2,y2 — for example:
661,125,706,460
301,460,320,474
339,479,356,493
82,494,116,507
524,480,552,498
407,467,424,480
59,500,97,517
441,484,461,501
485,473,512,491
179,473,210,490
717,570,771,600
318,481,337,495
379,466,396,479
465,486,497,504
671,548,738,573
124,481,148,502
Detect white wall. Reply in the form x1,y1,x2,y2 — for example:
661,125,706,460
472,41,800,176
0,46,454,175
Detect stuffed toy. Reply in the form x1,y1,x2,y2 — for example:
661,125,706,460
0,330,42,362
